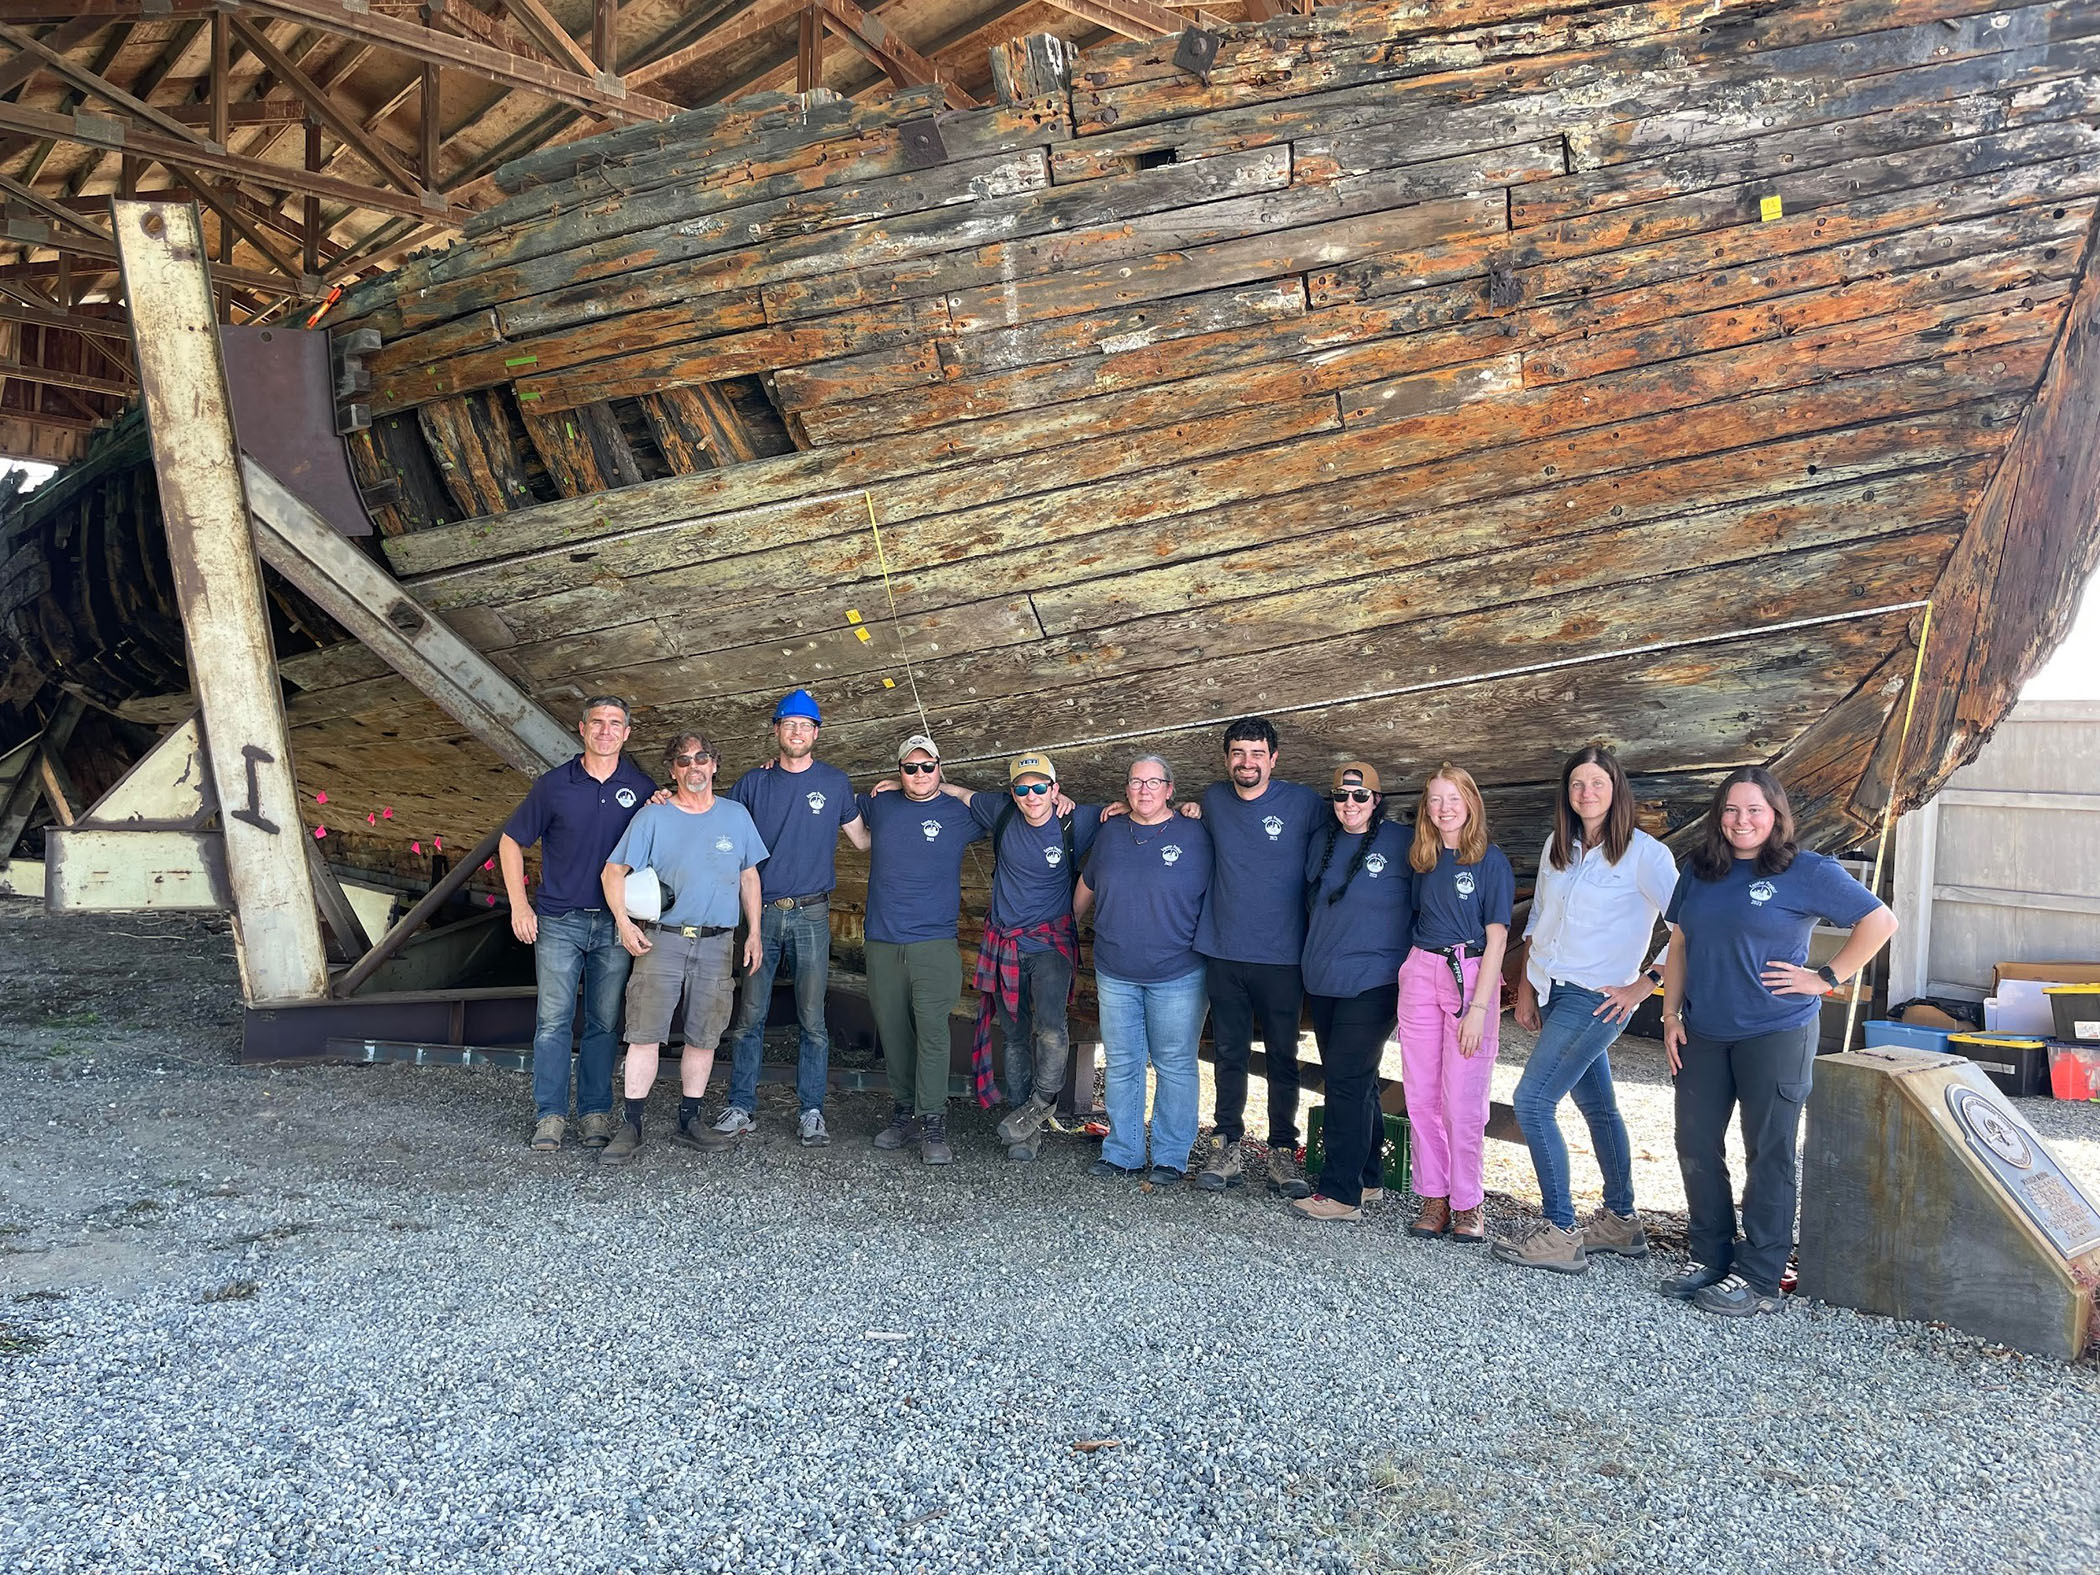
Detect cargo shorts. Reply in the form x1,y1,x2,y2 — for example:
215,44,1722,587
621,927,737,1049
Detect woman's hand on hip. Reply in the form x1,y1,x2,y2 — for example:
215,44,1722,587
1594,978,1650,1024
1762,960,1830,998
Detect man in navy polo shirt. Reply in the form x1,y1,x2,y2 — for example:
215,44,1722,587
713,689,870,1148
499,695,658,1153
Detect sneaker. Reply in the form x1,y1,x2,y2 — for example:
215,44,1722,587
675,1117,734,1152
578,1112,616,1149
1291,1192,1364,1223
996,1094,1056,1147
873,1106,917,1151
1582,1206,1650,1259
1147,1165,1184,1186
529,1115,564,1152
1660,1261,1731,1300
712,1107,755,1139
1089,1158,1140,1180
1196,1135,1243,1192
1266,1145,1310,1199
1007,1131,1044,1163
1491,1218,1589,1275
918,1112,953,1166
1691,1273,1786,1318
799,1109,830,1148
1449,1205,1487,1244
1408,1197,1450,1239
600,1123,643,1166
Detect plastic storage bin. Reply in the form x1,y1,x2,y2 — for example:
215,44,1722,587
1863,1020,1956,1055
2046,985,2100,1045
2048,1041,2100,1101
1948,1032,2050,1098
1305,1107,1410,1183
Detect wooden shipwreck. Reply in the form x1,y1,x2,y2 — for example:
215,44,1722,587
5,0,2100,956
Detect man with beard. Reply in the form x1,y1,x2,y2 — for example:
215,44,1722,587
598,731,767,1164
714,689,870,1147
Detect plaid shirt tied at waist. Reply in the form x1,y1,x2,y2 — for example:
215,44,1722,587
969,915,1079,1109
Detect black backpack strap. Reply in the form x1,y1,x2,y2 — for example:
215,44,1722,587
1061,810,1079,895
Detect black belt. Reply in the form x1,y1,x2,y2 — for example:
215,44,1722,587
767,893,828,910
1427,942,1476,1015
640,921,733,938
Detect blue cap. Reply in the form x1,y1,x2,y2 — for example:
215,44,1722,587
773,688,821,724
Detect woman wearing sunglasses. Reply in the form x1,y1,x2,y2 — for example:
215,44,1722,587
1078,755,1214,1184
1400,763,1513,1243
1292,763,1413,1222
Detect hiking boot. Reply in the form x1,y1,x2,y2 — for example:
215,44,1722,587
600,1123,643,1166
1266,1145,1310,1199
675,1116,734,1152
1007,1131,1044,1163
529,1115,564,1152
578,1112,616,1150
1291,1192,1364,1223
1089,1158,1141,1180
1691,1273,1786,1318
1450,1205,1487,1243
1196,1135,1243,1192
1148,1164,1184,1187
1660,1261,1731,1300
1491,1218,1589,1275
1408,1197,1450,1239
873,1105,917,1151
711,1106,755,1139
996,1094,1056,1147
1582,1206,1649,1259
919,1113,953,1166
799,1108,830,1147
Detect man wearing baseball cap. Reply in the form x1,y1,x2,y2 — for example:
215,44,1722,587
856,734,986,1164
712,689,869,1148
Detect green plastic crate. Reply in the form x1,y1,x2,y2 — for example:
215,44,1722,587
1305,1105,1409,1184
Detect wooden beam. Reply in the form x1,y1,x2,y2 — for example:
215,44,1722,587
501,0,601,80
227,13,430,200
0,693,82,858
816,0,975,109
1034,0,1186,42
210,10,230,148
0,15,109,99
0,170,111,241
593,0,616,71
112,197,330,1004
171,167,309,284
0,298,130,345
0,210,302,294
625,0,808,89
241,0,675,122
0,356,130,396
0,19,216,147
420,63,441,187
797,4,822,94
165,100,312,129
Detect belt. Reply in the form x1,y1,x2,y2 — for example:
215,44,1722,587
640,921,733,939
1427,942,1476,1015
767,893,828,910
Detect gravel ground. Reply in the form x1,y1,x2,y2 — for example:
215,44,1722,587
3,899,2099,1574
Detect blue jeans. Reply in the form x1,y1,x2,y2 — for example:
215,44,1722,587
531,908,630,1121
1511,982,1636,1229
725,900,832,1114
1098,965,1209,1173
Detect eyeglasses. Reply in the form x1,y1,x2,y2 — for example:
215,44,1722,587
1330,789,1376,804
672,751,715,767
1012,781,1053,797
1126,777,1168,790
900,761,938,776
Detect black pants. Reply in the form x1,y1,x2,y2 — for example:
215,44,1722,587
1674,1022,1818,1295
1308,983,1398,1207
1207,957,1305,1145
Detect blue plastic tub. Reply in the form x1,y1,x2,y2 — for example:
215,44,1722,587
1864,1020,1957,1055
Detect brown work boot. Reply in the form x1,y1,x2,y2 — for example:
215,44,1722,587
599,1121,643,1166
530,1115,564,1152
1266,1144,1311,1199
1408,1196,1450,1239
1291,1192,1363,1223
1582,1206,1650,1259
1450,1205,1487,1243
1196,1134,1244,1192
1492,1218,1589,1275
578,1112,617,1149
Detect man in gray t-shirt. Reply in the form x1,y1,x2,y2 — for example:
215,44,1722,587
598,730,766,1165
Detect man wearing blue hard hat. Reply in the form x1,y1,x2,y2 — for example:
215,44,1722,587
713,688,870,1146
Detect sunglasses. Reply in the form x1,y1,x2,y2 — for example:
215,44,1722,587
672,751,715,766
1012,781,1053,797
1330,788,1376,804
900,761,938,775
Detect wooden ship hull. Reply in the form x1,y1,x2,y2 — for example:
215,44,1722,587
6,0,2100,946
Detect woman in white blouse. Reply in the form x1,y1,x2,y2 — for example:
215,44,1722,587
1494,746,1680,1276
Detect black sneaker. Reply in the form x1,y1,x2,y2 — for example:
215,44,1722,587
872,1106,917,1151
918,1112,954,1166
1660,1261,1730,1300
1147,1165,1184,1186
1691,1273,1786,1318
1088,1158,1141,1180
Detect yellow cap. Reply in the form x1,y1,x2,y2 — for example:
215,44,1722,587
1008,751,1056,783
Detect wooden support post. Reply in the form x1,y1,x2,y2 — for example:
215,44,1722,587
112,199,330,1005
0,692,83,858
593,0,616,72
304,119,322,278
420,64,441,189
209,10,230,149
798,5,822,94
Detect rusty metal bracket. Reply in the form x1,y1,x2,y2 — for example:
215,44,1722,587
899,118,947,169
1172,26,1221,80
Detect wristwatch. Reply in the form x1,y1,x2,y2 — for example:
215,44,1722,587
1643,966,1663,986
1816,963,1842,991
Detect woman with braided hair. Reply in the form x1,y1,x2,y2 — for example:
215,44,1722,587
1292,763,1414,1222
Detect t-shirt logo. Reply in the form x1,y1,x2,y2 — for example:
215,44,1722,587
1044,846,1063,868
1161,844,1183,865
1263,815,1284,840
1749,879,1777,906
920,819,942,842
1455,869,1476,899
1364,853,1387,877
805,791,826,815
615,787,637,809
715,835,734,853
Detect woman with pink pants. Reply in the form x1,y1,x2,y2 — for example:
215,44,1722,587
1399,764,1513,1244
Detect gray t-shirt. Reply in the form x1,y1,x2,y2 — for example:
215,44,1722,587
607,798,768,929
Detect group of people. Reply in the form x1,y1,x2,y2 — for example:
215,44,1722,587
500,691,1896,1320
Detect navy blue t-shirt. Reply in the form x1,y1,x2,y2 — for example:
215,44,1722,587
1665,850,1881,1037
1083,815,1214,983
1301,820,1414,998
970,795,1104,951
858,790,987,945
729,760,859,901
1411,843,1515,951
502,754,658,918
1193,778,1325,966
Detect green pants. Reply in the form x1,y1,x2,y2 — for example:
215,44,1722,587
866,938,963,1117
